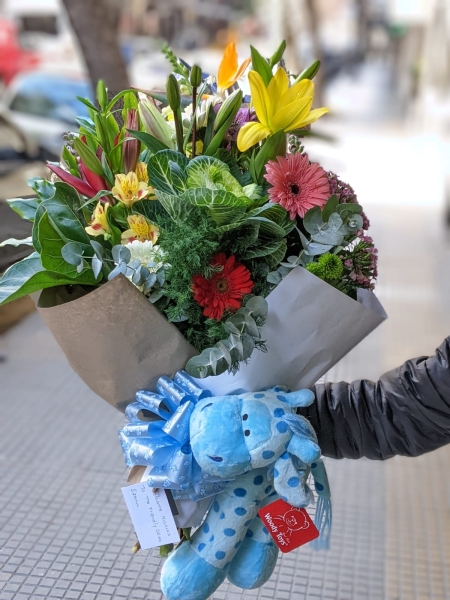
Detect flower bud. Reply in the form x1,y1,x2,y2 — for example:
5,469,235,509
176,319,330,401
166,74,181,111
190,65,202,88
294,60,321,84
123,109,141,173
138,97,174,148
214,89,243,132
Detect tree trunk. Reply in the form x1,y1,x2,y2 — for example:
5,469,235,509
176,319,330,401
304,0,324,106
62,0,130,95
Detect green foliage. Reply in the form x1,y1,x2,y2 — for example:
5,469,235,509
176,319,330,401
267,195,364,290
250,46,273,86
0,253,96,306
7,197,41,221
185,295,268,378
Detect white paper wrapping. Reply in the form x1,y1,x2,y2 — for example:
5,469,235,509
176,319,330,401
197,267,387,395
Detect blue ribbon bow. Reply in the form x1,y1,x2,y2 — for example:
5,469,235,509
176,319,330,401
119,371,231,501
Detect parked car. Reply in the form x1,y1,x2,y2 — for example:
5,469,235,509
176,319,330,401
0,70,93,157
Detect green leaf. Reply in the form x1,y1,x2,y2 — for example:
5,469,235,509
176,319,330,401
106,88,139,113
267,238,287,268
0,253,97,305
242,238,285,260
203,104,216,151
152,190,192,223
186,156,247,199
38,212,84,278
28,178,56,201
7,197,41,221
250,45,273,86
62,146,78,174
72,137,104,176
96,80,108,111
247,216,287,238
127,129,169,153
0,237,33,247
132,199,166,223
322,195,339,222
204,92,242,157
336,203,362,216
269,40,286,67
76,116,97,136
43,183,90,244
76,96,100,113
182,188,247,226
254,131,286,183
147,150,189,194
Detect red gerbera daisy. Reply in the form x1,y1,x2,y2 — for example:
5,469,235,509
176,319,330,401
264,152,331,219
192,253,254,321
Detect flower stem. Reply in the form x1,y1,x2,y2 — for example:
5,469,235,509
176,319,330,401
173,109,184,153
191,87,198,158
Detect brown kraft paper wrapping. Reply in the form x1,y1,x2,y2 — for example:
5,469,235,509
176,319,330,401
37,274,197,411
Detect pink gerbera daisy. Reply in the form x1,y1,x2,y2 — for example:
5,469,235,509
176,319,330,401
264,153,331,219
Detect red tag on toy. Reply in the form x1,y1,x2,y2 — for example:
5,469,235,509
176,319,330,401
258,499,319,553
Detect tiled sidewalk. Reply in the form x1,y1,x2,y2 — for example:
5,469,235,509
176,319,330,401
1,204,450,600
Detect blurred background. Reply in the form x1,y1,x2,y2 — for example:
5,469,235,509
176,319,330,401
0,1,449,599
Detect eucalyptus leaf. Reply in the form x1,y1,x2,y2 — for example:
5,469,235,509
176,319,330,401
303,206,324,235
108,262,127,280
112,245,131,264
91,256,103,279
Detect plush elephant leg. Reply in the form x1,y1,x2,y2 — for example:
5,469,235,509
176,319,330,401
227,494,279,589
161,468,272,600
160,540,226,600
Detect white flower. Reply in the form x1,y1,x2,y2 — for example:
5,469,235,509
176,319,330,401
125,240,165,271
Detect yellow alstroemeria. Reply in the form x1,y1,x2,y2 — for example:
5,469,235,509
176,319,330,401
121,214,159,244
217,42,251,91
237,68,329,152
85,202,110,237
135,162,148,183
112,172,150,208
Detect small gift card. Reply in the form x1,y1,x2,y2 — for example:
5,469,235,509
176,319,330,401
122,483,180,550
258,499,319,553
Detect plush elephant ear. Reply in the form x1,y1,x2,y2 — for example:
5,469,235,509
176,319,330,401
277,389,315,408
273,453,312,507
283,414,321,464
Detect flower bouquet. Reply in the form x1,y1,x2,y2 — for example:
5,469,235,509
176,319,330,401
0,41,386,598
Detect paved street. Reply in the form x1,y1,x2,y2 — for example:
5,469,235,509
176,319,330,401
1,60,450,599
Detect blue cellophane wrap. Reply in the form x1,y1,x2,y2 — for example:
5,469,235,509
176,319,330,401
119,371,231,500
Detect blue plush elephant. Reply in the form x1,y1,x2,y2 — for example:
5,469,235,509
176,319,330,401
159,386,331,600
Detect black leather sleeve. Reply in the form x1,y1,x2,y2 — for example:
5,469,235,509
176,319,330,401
299,337,450,460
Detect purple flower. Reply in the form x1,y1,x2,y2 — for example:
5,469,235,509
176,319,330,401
227,108,255,141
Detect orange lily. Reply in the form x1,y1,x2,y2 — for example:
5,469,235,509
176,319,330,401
217,42,251,91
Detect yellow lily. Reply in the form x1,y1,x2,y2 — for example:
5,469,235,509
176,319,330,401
135,162,148,183
85,202,110,237
112,172,151,208
237,68,328,152
217,42,251,91
121,214,159,244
